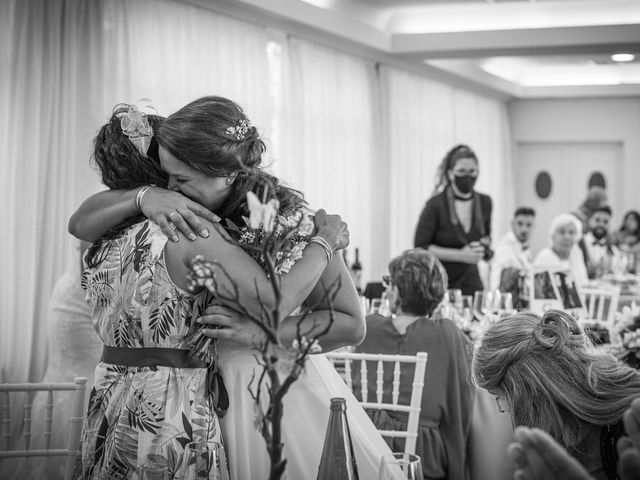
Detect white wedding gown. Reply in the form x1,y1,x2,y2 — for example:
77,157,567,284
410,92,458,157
217,343,397,480
0,269,102,480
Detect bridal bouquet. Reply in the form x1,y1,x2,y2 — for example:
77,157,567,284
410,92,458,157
186,187,339,480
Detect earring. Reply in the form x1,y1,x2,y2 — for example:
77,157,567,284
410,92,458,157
225,177,234,185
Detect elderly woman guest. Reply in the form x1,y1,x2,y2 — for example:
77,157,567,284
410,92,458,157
534,213,589,288
473,310,640,480
414,144,493,295
355,249,475,480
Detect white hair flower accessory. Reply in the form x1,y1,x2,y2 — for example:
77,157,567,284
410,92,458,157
118,100,155,156
225,118,252,140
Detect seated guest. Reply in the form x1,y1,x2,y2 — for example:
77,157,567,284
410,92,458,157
473,310,640,480
578,205,619,279
490,207,535,307
613,210,640,257
534,213,588,288
572,187,608,235
355,249,475,480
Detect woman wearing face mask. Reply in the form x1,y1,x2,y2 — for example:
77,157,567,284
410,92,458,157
414,144,493,295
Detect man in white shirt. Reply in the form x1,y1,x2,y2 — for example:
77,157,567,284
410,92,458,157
578,205,618,279
490,207,535,291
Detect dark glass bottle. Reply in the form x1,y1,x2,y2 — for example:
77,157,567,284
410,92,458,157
350,248,363,295
317,397,359,480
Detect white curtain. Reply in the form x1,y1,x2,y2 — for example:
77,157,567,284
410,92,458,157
0,0,105,383
381,66,514,264
273,37,378,283
1,0,513,385
0,0,272,384
99,0,273,136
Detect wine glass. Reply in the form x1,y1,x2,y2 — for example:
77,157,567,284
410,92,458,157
378,292,391,316
359,296,370,316
182,441,229,480
447,288,463,313
496,292,514,318
370,298,382,314
378,453,423,480
473,291,493,325
461,295,473,312
137,464,169,480
459,295,473,330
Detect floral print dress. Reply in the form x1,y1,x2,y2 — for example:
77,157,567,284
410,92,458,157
75,220,223,479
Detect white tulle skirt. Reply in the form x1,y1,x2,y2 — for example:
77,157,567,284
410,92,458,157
217,343,395,480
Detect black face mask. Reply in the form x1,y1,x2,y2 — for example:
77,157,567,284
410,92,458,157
591,226,607,240
453,175,477,194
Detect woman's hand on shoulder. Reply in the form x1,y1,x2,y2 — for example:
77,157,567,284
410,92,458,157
140,187,220,242
313,209,350,251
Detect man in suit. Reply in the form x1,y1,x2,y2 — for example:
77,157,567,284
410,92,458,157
578,205,618,279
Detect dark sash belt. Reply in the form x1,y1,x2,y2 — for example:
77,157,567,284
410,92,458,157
101,345,229,417
101,345,207,368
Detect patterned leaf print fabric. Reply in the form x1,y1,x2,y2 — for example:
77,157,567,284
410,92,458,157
75,221,223,479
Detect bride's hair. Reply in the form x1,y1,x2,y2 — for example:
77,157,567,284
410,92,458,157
156,96,305,224
472,310,640,447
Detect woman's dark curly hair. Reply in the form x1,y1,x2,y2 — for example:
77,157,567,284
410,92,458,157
156,96,304,225
92,104,168,190
86,105,168,266
388,248,448,316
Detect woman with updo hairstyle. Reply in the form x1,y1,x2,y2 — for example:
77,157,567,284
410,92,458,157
473,310,640,480
155,96,303,225
356,248,475,480
414,144,493,295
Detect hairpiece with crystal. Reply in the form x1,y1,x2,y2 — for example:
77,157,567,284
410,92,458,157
118,103,154,156
225,118,252,141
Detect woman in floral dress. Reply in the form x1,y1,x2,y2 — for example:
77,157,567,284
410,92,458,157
74,104,353,479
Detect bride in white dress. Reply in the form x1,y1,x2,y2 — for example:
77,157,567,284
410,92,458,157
218,343,394,480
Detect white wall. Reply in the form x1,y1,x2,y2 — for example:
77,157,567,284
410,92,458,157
509,97,640,216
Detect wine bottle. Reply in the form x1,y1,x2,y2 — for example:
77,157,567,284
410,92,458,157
316,397,359,480
350,248,363,295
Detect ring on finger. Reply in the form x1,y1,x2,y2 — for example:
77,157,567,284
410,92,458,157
167,221,177,231
169,211,179,219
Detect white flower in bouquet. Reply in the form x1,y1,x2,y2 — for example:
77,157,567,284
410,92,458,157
247,191,279,233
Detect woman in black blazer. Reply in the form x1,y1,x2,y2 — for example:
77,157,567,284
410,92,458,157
414,144,492,295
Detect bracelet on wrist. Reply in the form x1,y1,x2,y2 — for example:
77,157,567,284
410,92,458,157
309,236,334,263
135,185,154,212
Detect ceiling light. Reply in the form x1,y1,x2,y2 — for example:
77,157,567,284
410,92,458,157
611,53,635,62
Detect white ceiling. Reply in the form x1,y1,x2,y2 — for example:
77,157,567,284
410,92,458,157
207,0,640,99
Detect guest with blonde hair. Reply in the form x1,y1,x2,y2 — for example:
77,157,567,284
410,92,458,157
473,310,640,480
534,213,589,288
